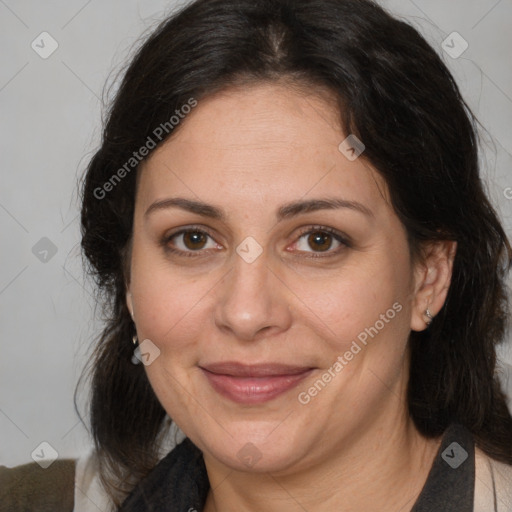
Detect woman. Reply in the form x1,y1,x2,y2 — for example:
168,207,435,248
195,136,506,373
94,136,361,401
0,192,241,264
79,0,512,510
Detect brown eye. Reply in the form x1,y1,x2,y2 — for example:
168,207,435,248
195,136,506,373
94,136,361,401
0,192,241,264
164,228,219,256
307,232,333,252
182,231,208,250
293,226,349,257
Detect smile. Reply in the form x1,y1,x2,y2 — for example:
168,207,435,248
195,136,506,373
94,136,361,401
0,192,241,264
200,362,315,404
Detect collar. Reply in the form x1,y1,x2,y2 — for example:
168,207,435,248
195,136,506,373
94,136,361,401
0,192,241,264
411,423,474,511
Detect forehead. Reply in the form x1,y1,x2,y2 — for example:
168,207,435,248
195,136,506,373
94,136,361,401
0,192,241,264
178,82,340,145
137,82,391,215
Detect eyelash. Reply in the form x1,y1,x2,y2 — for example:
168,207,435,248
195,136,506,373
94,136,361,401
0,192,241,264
161,225,351,259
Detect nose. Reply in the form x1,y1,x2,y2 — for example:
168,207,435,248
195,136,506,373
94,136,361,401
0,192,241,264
213,253,293,342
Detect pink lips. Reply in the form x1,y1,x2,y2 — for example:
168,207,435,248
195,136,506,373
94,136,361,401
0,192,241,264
200,362,314,404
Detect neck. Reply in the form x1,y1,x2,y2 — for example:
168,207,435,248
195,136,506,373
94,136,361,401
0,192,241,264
202,404,442,512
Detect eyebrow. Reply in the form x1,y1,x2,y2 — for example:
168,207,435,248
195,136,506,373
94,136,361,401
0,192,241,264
144,197,374,221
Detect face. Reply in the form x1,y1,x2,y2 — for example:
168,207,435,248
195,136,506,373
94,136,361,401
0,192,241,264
126,82,425,475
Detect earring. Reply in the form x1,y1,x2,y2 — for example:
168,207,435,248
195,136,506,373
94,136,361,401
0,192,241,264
425,307,434,326
131,333,142,365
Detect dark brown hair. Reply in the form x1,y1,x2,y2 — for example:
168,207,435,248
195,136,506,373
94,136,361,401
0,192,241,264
79,0,512,507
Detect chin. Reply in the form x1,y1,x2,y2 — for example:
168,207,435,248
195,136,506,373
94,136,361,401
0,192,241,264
195,423,312,474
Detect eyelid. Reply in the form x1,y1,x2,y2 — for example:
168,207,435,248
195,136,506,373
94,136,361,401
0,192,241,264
294,225,351,244
163,224,217,239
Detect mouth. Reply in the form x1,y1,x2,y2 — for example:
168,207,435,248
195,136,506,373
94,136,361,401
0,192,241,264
199,362,315,404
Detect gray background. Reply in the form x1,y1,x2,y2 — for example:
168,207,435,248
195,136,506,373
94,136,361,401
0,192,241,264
1,0,511,467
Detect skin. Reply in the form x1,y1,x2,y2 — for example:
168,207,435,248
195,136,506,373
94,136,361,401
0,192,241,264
126,82,457,512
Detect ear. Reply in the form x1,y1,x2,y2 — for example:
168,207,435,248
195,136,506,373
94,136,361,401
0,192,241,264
410,240,457,332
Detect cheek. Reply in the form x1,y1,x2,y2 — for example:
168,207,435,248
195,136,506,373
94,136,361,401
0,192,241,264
290,243,412,355
129,250,216,355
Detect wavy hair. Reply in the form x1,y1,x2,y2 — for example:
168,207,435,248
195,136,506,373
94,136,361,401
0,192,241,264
79,0,512,507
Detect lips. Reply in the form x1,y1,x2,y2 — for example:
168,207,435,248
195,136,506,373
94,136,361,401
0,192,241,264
199,362,314,404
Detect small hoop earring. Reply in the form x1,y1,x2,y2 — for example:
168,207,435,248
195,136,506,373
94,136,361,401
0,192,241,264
425,307,434,326
131,333,142,365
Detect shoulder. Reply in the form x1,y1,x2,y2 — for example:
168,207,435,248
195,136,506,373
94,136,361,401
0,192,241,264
474,447,512,512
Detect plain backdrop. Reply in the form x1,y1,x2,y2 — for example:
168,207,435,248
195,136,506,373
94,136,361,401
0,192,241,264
1,0,511,467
